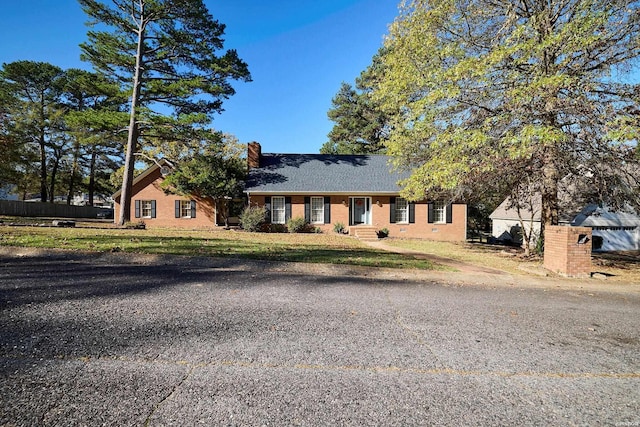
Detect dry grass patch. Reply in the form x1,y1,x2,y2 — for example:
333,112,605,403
384,238,539,275
385,238,640,282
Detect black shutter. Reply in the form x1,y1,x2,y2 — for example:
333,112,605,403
348,199,353,226
264,197,271,223
409,202,415,223
446,203,453,224
304,197,310,222
427,202,434,224
135,200,141,218
324,196,331,224
191,200,196,218
151,200,156,218
389,197,396,223
175,200,180,218
285,197,292,222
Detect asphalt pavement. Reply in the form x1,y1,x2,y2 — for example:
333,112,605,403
1,250,639,426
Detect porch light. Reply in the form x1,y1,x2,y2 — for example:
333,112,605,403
376,200,381,207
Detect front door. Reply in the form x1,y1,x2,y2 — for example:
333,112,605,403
350,197,371,225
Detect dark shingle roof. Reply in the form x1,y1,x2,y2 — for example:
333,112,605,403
245,153,409,194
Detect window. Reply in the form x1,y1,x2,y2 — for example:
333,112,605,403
180,200,192,218
135,200,156,218
395,197,408,223
432,201,446,224
311,197,324,223
175,200,196,219
271,196,286,224
141,200,153,218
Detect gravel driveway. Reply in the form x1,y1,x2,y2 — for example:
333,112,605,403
1,250,639,426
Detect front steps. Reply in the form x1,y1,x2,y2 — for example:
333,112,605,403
351,226,379,241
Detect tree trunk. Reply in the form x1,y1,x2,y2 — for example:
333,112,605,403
88,149,96,206
540,157,560,244
117,7,147,226
67,138,81,205
39,138,48,202
49,156,60,203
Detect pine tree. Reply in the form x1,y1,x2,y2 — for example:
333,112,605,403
79,0,251,225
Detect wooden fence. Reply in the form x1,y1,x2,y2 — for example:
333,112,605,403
0,200,112,219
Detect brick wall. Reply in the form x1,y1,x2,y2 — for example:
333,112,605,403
249,195,467,242
114,167,217,228
543,225,592,278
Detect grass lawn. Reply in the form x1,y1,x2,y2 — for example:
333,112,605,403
0,223,439,270
385,238,640,283
1,217,638,281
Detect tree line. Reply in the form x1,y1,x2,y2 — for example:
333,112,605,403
0,62,126,205
1,0,251,226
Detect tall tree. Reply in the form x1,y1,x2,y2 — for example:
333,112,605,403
0,61,66,202
375,0,640,241
321,52,390,154
79,0,251,225
61,68,127,205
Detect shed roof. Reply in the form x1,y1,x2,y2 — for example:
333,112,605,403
244,153,410,194
572,205,640,227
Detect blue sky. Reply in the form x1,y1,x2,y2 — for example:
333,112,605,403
0,0,400,154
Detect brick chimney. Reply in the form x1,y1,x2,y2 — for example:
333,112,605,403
247,141,261,169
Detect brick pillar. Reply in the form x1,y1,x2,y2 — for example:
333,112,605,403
543,225,592,278
247,141,261,169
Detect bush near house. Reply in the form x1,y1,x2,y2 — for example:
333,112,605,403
287,217,309,233
239,205,266,232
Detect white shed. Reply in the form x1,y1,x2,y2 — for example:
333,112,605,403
490,198,640,252
572,205,640,251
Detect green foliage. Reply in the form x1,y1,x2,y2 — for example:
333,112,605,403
0,61,66,201
78,0,251,224
239,205,267,232
333,222,346,234
321,51,390,155
286,217,309,233
375,0,640,236
0,61,126,205
160,133,247,226
377,228,389,238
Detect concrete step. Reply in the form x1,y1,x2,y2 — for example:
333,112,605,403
353,226,379,241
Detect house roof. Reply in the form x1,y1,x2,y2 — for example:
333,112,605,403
490,196,640,227
244,153,410,194
111,159,171,200
489,195,543,222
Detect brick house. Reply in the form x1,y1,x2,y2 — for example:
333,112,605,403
113,143,467,241
112,160,222,228
244,142,467,241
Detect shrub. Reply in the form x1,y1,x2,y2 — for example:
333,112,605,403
287,216,309,233
333,222,346,234
377,228,389,238
239,205,267,232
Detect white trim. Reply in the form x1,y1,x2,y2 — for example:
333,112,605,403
310,196,324,224
271,196,286,224
350,196,371,225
